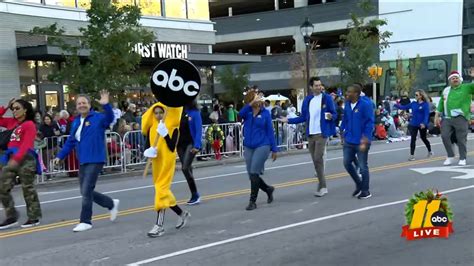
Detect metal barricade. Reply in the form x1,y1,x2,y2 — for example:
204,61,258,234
272,120,288,151
199,122,242,159
122,130,147,171
287,123,308,150
38,132,123,182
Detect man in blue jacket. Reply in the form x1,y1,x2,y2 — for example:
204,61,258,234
340,84,375,199
280,77,337,197
53,90,120,232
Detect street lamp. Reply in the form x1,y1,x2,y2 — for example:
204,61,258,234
368,64,383,104
300,17,314,95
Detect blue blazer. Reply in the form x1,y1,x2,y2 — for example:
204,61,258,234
341,99,375,145
288,93,337,138
239,104,278,152
57,104,114,164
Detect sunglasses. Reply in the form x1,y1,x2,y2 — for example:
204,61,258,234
154,111,164,115
11,106,22,111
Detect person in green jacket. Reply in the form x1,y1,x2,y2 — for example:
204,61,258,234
435,71,474,166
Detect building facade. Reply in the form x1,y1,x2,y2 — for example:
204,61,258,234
211,0,470,106
0,0,259,112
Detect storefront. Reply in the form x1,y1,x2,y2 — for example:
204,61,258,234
0,1,259,112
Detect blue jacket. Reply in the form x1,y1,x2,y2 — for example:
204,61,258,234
186,108,203,150
341,98,375,145
288,93,337,138
57,104,114,164
239,104,277,152
396,101,430,127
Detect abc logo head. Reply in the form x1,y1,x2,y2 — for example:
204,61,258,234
150,59,201,107
430,211,448,227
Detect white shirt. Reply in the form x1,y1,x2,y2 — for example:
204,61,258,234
75,117,85,142
112,108,122,126
351,102,358,110
308,94,323,135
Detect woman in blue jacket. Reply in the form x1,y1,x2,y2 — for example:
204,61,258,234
177,101,203,205
239,89,278,211
396,89,432,161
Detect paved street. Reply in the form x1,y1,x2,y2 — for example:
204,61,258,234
1,137,473,266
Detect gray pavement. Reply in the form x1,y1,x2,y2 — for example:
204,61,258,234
0,136,473,266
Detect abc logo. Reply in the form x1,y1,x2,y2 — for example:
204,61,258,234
152,69,199,97
150,59,201,107
430,211,448,227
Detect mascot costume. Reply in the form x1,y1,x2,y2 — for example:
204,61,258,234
142,103,191,238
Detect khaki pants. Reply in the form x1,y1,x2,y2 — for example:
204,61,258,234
308,134,327,190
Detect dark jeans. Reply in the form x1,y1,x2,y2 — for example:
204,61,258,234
408,125,431,156
177,143,198,196
343,143,371,193
79,163,114,224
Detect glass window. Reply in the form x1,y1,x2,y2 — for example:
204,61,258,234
18,60,36,84
187,0,209,20
77,0,91,9
37,61,58,83
112,0,134,8
426,59,447,89
20,84,38,110
138,0,162,16
165,0,186,19
44,0,77,7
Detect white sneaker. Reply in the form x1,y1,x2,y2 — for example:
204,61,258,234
443,158,455,166
110,199,120,221
73,223,92,232
314,188,328,197
147,224,165,238
458,159,467,166
176,211,191,229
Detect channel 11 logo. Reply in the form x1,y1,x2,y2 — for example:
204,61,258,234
401,189,454,240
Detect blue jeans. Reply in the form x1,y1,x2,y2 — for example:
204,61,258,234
343,143,371,193
79,163,113,224
244,145,271,175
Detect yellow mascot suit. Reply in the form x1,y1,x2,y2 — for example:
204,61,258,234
141,102,182,211
141,102,190,238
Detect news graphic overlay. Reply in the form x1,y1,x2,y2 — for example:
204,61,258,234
401,189,454,240
150,58,201,107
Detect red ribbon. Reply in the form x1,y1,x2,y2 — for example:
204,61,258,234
401,223,454,240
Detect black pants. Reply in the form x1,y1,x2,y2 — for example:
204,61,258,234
177,143,198,196
249,174,270,203
409,125,431,156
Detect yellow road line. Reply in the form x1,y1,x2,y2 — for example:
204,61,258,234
0,155,455,239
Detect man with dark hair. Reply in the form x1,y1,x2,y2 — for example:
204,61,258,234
341,84,375,199
280,76,337,197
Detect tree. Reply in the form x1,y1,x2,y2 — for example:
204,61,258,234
215,65,250,106
31,0,154,97
334,0,392,86
394,54,422,96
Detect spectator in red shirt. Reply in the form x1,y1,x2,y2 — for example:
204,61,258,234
0,98,42,230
